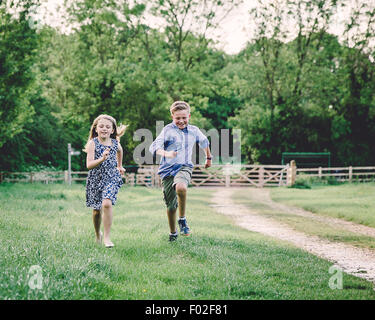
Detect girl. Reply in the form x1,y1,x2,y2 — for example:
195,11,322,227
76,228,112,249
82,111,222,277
84,114,126,248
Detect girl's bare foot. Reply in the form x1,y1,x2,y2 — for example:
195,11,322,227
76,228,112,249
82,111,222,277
96,231,103,244
103,237,114,248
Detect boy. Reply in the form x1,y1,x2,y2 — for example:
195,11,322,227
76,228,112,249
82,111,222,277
149,101,212,241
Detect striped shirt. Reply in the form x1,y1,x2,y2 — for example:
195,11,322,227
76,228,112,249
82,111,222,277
149,122,209,179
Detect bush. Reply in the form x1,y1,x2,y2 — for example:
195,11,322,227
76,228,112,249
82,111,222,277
290,173,345,189
290,174,313,189
325,176,341,185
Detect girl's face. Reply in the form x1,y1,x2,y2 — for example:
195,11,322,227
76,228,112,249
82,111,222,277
96,118,114,140
172,110,190,130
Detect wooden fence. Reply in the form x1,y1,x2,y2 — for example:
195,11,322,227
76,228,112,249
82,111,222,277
1,164,375,187
296,166,375,183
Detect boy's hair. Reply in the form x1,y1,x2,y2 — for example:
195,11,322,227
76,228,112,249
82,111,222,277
83,114,127,152
170,101,190,115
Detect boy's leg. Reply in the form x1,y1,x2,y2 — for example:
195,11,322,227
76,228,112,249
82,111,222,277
162,176,179,238
102,198,114,247
167,208,177,234
92,209,102,241
175,183,187,218
174,167,192,235
176,184,190,236
174,167,192,219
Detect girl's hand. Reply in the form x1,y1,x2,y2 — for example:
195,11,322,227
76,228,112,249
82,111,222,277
102,147,110,161
118,166,125,177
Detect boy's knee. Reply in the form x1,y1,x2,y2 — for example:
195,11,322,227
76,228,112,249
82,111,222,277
175,183,187,194
167,206,178,213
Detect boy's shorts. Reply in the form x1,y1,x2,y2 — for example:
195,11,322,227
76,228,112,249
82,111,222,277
162,166,193,211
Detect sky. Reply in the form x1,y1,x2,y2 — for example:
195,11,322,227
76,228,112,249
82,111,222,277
32,0,374,55
34,0,254,54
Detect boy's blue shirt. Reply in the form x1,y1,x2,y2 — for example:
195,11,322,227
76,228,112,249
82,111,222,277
149,122,209,179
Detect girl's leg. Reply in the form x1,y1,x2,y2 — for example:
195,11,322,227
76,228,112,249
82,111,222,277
102,199,114,247
92,209,102,242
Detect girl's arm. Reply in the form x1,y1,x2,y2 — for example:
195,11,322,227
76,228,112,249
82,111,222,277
86,140,109,170
117,143,125,176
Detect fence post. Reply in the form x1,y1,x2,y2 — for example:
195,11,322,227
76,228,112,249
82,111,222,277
153,165,159,187
30,172,34,183
349,166,353,183
259,166,264,187
224,163,231,187
287,160,297,187
318,167,322,179
67,143,72,185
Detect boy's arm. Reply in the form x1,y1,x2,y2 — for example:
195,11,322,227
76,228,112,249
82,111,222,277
203,146,212,168
196,128,212,168
149,127,177,159
156,149,177,158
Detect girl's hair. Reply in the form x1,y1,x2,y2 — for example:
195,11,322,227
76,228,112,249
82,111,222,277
83,114,126,153
170,101,190,115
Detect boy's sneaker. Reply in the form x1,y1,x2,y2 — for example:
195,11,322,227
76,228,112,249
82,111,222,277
178,218,191,236
169,232,178,242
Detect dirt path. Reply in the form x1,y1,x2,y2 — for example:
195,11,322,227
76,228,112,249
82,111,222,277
211,188,375,284
252,188,375,239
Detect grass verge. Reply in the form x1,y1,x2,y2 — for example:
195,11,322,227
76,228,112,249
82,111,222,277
271,183,375,228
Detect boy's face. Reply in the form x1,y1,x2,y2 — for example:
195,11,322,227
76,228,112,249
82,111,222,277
172,109,190,130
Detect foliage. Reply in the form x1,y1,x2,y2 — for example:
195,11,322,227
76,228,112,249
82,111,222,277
230,0,375,166
0,83,70,171
1,0,375,171
0,0,40,148
290,173,340,189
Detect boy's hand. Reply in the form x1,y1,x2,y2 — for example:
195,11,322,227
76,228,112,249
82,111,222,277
205,159,212,168
164,150,177,158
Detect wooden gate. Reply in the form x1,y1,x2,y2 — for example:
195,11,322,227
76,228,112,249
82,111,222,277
191,164,288,187
190,165,226,187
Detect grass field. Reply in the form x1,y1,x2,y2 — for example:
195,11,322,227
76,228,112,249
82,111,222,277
0,183,374,300
271,183,375,228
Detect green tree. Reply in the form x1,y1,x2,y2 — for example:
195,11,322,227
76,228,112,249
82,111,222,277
142,0,243,130
39,0,147,164
331,1,375,165
0,85,69,171
0,0,40,148
148,0,241,68
230,0,375,165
